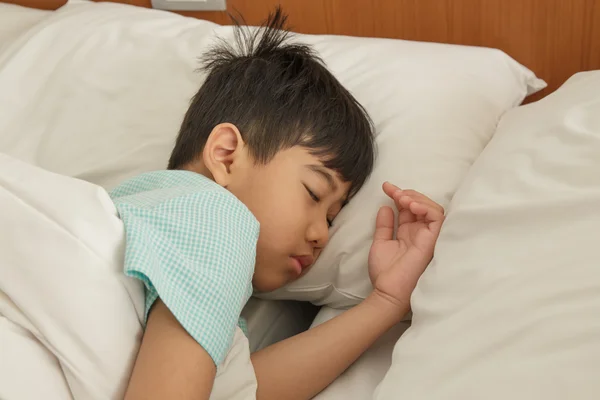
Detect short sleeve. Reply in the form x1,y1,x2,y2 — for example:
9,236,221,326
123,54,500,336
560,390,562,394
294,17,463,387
114,190,259,365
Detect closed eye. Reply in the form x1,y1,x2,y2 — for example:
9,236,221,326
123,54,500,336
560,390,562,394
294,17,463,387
304,184,334,228
304,184,321,202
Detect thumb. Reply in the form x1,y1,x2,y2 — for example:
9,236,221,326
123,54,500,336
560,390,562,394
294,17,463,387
373,206,394,241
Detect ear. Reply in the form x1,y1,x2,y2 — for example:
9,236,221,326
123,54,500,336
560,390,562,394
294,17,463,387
202,123,246,187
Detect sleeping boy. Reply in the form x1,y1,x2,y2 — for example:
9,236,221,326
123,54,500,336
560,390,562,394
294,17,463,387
111,8,445,400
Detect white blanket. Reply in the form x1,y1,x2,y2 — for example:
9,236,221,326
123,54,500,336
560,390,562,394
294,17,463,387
0,153,257,400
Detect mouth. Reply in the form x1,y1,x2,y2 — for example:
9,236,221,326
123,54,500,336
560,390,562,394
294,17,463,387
290,255,314,276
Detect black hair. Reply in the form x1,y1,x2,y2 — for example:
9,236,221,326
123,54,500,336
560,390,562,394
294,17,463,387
168,7,375,199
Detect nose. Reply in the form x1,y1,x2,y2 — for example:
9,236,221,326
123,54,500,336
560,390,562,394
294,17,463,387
307,217,329,250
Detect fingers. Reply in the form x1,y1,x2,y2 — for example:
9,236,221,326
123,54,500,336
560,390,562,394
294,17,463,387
383,182,414,225
373,206,395,241
407,200,445,223
399,190,444,214
396,195,417,225
382,181,445,216
382,181,401,200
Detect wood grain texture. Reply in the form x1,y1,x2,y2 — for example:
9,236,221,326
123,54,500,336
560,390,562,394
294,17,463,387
4,0,600,100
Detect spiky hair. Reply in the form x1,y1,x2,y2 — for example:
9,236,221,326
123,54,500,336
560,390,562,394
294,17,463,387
169,7,375,199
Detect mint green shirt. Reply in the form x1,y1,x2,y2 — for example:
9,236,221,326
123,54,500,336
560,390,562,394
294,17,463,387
110,170,259,365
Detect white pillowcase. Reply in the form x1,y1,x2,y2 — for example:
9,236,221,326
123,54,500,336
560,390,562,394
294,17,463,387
260,38,545,307
0,3,50,56
0,0,219,190
374,71,600,400
0,1,544,309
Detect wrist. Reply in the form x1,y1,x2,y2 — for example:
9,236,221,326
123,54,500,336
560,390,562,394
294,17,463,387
363,290,409,326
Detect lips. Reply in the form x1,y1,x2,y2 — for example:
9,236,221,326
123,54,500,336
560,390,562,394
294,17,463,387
292,255,314,270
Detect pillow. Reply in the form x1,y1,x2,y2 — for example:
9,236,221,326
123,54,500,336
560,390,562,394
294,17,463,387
0,0,219,190
0,3,50,56
374,71,600,400
0,0,545,308
0,153,257,400
309,307,410,400
259,39,545,306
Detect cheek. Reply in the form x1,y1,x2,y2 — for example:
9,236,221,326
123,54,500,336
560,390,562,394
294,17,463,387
252,194,311,276
255,194,305,246
234,167,310,261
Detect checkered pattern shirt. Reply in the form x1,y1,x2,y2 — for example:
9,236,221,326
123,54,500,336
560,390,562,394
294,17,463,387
110,170,259,365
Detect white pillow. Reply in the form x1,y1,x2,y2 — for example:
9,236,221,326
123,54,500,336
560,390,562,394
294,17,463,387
0,1,544,308
374,71,600,400
260,39,545,307
309,307,410,400
0,3,50,56
0,0,219,190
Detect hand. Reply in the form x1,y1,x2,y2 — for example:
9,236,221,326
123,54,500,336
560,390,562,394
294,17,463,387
368,182,445,311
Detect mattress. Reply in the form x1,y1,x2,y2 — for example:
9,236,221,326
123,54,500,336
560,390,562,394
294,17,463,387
0,2,318,353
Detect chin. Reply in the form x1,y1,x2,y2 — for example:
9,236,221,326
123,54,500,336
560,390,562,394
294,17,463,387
252,273,289,293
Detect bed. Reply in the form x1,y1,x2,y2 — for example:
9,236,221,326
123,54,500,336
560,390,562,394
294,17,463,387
0,1,599,399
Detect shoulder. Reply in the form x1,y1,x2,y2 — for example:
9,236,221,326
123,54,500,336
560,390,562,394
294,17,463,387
111,170,253,218
162,188,260,246
112,170,259,249
109,170,221,202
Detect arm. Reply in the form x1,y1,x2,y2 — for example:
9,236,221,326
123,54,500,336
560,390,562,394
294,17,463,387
252,291,406,400
124,299,216,400
253,182,445,400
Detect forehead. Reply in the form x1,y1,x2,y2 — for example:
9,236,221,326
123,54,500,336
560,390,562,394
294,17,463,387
305,151,350,200
272,147,349,188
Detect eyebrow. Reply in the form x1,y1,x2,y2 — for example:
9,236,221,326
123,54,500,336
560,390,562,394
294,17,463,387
305,164,338,192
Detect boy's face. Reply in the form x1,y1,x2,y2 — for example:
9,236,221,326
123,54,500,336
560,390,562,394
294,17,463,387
228,146,350,292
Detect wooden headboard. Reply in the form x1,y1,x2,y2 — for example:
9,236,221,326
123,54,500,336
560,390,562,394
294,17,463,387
5,0,600,101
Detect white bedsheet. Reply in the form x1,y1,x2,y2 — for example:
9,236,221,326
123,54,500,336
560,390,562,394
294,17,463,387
310,307,410,400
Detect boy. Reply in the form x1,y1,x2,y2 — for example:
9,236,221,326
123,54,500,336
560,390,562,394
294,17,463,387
112,8,445,400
